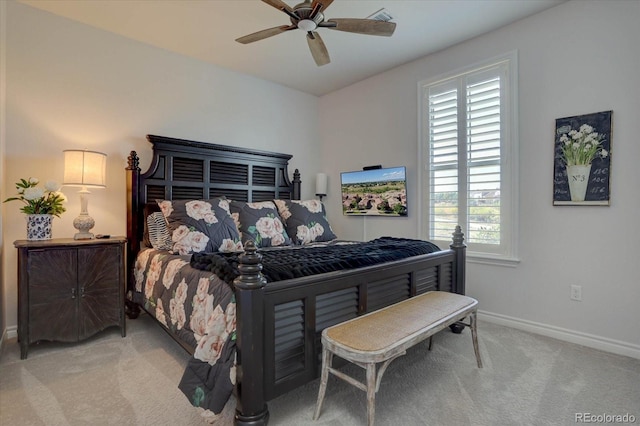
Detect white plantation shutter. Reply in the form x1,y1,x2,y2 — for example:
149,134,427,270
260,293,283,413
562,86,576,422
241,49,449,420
428,83,460,241
420,52,518,263
466,72,501,245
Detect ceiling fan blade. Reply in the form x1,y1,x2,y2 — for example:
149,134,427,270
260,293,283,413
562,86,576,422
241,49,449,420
235,25,296,44
262,0,299,20
306,32,330,66
310,0,334,17
322,18,396,36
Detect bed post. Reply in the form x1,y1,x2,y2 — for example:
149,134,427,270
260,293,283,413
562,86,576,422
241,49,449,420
450,225,466,296
233,241,269,426
292,168,301,200
125,151,141,319
448,226,467,334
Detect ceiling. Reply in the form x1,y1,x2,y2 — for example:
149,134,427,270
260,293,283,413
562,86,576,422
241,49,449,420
20,0,565,96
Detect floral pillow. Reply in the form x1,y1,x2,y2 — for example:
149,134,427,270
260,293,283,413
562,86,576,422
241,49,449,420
274,199,337,245
229,200,291,248
157,198,243,254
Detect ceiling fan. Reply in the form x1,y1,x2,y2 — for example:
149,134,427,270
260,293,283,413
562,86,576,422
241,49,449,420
236,0,397,66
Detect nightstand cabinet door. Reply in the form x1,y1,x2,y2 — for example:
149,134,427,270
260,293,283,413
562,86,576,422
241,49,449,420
78,245,122,340
28,248,78,343
15,237,127,359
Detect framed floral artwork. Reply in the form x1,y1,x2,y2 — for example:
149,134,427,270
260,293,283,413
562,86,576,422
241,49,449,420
553,110,612,205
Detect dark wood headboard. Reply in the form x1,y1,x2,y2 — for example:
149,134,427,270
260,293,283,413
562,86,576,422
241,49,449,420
125,134,301,282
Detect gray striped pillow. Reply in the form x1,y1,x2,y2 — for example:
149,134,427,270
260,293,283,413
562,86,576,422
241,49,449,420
146,212,172,250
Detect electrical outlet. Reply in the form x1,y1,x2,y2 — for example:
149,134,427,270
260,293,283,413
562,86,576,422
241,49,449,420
570,285,582,301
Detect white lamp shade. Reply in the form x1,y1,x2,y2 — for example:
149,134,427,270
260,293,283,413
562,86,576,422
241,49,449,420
315,172,328,196
63,150,107,188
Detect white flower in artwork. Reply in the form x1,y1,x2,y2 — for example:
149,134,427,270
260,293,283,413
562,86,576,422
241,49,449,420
559,123,606,166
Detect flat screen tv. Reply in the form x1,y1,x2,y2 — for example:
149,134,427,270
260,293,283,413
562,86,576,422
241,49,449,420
340,166,408,216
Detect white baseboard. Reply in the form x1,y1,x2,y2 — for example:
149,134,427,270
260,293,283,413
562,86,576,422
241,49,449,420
478,310,640,360
5,326,17,340
0,326,18,353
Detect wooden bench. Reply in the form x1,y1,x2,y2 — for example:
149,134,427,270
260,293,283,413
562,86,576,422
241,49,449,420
313,291,482,426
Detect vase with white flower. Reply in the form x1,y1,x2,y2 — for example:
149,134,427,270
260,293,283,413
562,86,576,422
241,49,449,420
3,177,67,240
559,123,609,202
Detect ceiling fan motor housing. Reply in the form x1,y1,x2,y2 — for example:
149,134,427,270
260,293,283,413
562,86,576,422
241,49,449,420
292,2,325,31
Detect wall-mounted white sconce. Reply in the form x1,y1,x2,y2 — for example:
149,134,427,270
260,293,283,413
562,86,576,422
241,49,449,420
316,172,328,201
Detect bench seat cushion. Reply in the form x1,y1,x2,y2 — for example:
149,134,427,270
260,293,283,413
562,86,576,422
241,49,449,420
325,291,476,354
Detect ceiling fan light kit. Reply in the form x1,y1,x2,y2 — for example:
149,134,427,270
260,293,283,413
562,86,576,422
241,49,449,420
236,0,397,66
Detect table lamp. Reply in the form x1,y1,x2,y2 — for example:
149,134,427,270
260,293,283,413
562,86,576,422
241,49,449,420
63,149,107,240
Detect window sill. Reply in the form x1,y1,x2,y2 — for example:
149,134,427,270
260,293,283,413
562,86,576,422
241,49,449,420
467,252,521,268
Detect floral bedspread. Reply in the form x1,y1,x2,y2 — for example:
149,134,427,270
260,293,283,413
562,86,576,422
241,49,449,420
133,249,237,416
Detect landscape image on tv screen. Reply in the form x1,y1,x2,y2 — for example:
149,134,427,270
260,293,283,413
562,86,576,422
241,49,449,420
341,166,407,216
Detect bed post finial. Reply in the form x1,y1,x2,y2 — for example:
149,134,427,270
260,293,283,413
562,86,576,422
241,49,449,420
127,151,140,170
234,241,267,290
450,225,466,296
233,241,269,425
451,225,464,247
292,168,301,200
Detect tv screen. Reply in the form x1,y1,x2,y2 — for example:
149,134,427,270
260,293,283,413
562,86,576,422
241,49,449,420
340,166,408,216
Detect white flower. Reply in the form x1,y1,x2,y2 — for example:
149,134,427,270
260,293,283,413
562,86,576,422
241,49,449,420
44,181,60,192
23,187,45,201
172,225,190,242
255,216,279,238
185,200,214,221
29,177,39,184
559,122,606,167
298,199,323,213
217,198,231,213
219,238,242,252
579,124,593,134
158,200,173,217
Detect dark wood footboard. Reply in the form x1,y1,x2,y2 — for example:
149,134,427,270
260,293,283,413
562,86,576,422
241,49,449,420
233,227,466,425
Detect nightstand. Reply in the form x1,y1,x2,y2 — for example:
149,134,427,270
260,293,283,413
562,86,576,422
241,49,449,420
14,237,127,359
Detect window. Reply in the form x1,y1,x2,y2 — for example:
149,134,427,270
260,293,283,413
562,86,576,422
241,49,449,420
418,51,519,265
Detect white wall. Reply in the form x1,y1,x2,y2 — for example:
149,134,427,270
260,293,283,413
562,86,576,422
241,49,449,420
0,0,7,344
1,2,321,335
319,0,640,357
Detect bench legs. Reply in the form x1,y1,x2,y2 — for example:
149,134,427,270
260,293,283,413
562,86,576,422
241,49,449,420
432,311,483,368
314,305,482,425
366,362,376,426
470,311,483,368
314,346,406,426
313,347,332,422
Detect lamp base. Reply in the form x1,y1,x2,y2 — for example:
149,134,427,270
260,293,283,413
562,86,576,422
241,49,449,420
73,214,95,240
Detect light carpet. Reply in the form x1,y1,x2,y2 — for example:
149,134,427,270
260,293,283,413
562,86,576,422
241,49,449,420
1,313,638,426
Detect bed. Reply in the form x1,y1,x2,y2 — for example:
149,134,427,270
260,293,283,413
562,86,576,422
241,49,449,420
125,134,467,425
